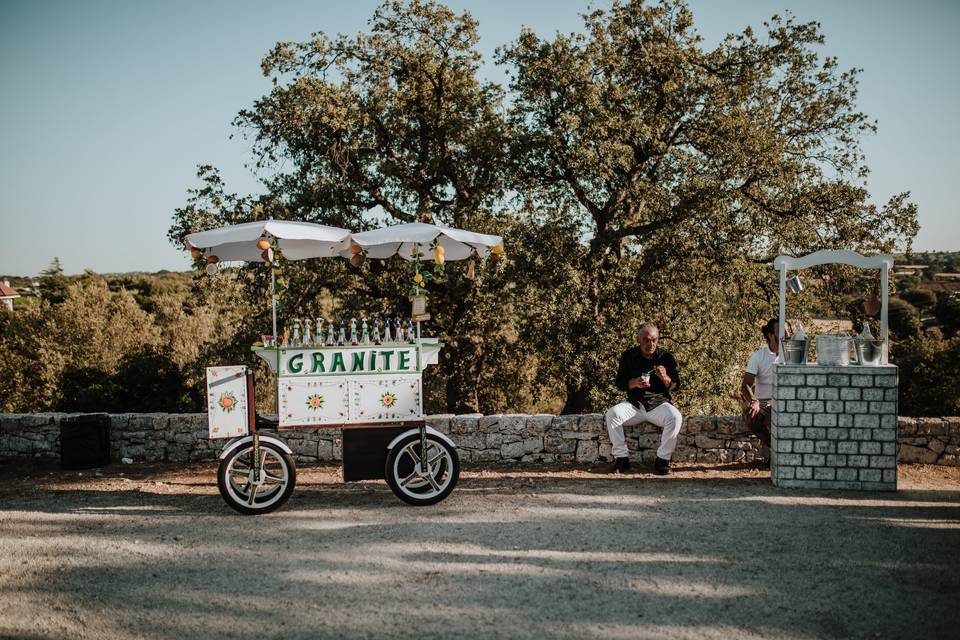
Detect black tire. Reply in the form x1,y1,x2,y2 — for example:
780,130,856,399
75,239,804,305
384,432,459,506
217,440,297,515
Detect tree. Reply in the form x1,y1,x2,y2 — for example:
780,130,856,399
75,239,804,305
894,330,960,416
934,294,960,338
887,297,921,340
0,271,242,413
498,0,917,412
38,257,70,304
170,0,512,412
901,287,936,311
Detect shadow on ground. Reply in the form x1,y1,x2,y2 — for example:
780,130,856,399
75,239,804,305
1,460,958,640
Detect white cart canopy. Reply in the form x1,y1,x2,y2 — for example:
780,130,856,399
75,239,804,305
186,220,352,262
341,222,503,261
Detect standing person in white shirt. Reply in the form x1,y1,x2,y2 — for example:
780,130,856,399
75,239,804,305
741,318,783,452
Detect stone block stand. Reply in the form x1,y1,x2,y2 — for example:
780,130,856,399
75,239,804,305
772,364,898,490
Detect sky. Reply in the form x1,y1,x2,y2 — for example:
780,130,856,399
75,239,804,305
1,0,957,276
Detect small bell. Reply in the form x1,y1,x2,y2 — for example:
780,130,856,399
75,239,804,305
465,258,476,281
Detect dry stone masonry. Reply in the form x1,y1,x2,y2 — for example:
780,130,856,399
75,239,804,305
3,409,958,470
772,364,899,490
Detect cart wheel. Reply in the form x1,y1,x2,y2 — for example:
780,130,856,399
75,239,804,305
217,441,296,515
385,432,459,506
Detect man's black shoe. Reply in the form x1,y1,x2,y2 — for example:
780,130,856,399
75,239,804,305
614,457,631,474
653,457,671,475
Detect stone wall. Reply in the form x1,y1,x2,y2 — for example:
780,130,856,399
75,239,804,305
1,412,958,467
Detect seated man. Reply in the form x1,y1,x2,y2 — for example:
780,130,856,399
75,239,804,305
605,322,682,475
741,318,783,455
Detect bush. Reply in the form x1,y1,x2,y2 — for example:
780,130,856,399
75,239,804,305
901,288,937,311
887,297,921,340
893,331,960,416
934,294,960,338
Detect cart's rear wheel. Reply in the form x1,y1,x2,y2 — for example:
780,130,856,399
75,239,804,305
218,441,296,515
385,433,459,506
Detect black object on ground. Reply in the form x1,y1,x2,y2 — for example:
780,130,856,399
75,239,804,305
342,426,408,481
60,414,111,470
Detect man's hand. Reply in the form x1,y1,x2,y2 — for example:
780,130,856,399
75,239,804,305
653,365,671,387
747,399,760,418
628,376,651,389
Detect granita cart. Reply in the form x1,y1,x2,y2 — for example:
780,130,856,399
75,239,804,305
187,220,504,514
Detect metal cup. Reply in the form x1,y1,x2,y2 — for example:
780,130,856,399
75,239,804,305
787,275,804,294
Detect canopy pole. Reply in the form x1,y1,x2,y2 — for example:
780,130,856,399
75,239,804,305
271,266,278,341
271,260,279,416
778,265,787,362
880,261,889,364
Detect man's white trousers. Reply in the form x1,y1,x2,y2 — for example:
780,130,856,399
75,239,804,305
605,401,683,460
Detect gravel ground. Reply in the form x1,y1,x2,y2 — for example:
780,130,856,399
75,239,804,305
1,459,958,640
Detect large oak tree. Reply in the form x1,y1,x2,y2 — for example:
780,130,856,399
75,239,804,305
498,0,917,412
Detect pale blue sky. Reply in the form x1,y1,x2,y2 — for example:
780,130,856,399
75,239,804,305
1,0,957,276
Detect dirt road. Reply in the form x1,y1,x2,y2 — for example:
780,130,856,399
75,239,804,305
1,461,958,640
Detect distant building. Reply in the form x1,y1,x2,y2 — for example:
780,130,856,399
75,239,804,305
893,265,928,277
809,318,854,334
920,281,960,294
0,280,19,311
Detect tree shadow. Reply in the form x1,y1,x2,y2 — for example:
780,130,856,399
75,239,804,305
2,467,958,639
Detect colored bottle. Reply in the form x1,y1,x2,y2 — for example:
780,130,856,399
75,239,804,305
292,319,301,347
326,318,335,346
337,319,346,346
394,317,404,343
382,317,393,343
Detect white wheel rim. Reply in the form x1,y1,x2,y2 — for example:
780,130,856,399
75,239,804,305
392,440,454,501
224,446,290,511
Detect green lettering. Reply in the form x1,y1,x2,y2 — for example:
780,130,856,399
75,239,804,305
369,350,377,370
288,352,303,374
310,352,325,373
398,350,410,371
380,350,394,370
351,351,365,372
332,352,346,372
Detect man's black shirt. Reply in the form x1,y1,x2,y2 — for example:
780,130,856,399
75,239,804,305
615,346,681,410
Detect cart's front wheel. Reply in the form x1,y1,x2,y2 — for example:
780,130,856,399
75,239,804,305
218,441,296,515
385,433,459,506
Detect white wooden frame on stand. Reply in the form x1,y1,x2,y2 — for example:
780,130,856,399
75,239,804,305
772,250,893,365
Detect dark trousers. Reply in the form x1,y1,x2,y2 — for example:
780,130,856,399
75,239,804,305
742,399,772,447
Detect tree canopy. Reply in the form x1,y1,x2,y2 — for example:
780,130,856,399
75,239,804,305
167,0,919,416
